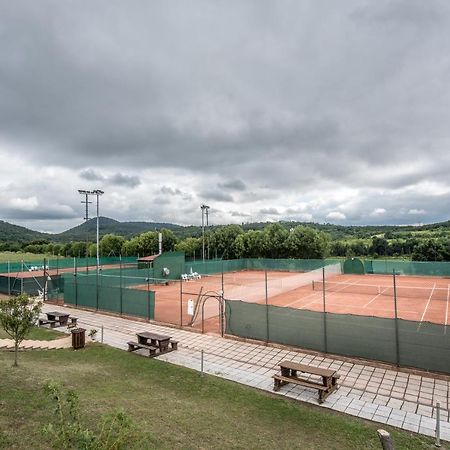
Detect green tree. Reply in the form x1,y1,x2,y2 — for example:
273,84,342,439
209,225,244,259
175,237,201,258
235,230,265,258
99,234,125,257
285,226,330,259
262,223,289,258
0,294,42,366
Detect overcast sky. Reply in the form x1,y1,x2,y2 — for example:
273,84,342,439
1,0,450,233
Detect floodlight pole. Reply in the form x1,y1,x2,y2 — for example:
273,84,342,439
200,204,210,262
92,190,104,274
78,189,92,274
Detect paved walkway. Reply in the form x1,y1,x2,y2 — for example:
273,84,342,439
0,336,72,350
43,304,450,442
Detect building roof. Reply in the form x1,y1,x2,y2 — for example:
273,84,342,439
137,254,159,262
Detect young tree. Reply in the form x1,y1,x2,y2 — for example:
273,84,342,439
0,294,42,367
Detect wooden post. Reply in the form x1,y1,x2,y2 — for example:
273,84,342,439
377,429,394,450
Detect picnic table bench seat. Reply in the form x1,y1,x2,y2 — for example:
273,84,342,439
169,340,178,350
67,317,78,328
38,318,57,328
127,341,158,356
273,360,340,403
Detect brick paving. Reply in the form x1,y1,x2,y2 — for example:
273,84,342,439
42,304,450,441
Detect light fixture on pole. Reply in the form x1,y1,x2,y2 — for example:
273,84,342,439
78,189,104,273
200,204,210,261
78,189,92,271
92,189,104,273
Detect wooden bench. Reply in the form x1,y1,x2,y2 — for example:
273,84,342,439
273,360,340,404
38,318,57,328
67,317,78,329
169,340,178,350
127,341,158,357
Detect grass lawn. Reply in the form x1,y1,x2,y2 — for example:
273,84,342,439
0,325,65,341
0,344,445,450
0,252,53,263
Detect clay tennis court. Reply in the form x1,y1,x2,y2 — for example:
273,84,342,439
134,269,450,333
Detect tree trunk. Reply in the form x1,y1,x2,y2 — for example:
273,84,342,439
13,340,19,367
377,429,394,450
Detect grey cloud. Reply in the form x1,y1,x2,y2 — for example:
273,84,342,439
218,180,247,191
259,208,280,215
1,1,450,230
79,169,141,188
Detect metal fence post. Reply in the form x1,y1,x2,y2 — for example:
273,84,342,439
322,267,328,354
101,325,104,344
436,402,441,447
393,270,400,367
200,350,204,377
265,270,269,343
119,256,123,315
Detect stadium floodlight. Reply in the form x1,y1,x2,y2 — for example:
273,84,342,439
200,204,210,261
92,190,104,273
78,189,104,274
78,190,93,266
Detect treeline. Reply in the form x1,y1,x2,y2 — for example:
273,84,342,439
5,223,450,261
332,237,450,261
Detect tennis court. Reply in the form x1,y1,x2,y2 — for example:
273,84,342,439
133,266,450,333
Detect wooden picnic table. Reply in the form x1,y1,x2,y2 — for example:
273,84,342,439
127,332,178,357
273,360,340,403
39,311,71,328
46,311,70,326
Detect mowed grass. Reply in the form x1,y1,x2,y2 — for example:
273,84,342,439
0,251,53,263
0,345,445,450
0,325,65,341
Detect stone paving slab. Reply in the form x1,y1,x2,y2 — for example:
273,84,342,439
42,304,450,442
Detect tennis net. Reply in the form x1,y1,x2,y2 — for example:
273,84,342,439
312,280,450,300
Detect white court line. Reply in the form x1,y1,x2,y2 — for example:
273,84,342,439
362,286,392,308
417,283,436,329
281,276,356,308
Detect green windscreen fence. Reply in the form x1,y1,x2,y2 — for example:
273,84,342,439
363,259,450,276
61,274,154,320
186,258,341,275
0,256,137,275
225,300,450,374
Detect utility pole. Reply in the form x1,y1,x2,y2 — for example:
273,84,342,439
78,190,92,273
200,204,210,261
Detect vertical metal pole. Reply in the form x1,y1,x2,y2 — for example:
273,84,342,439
201,206,205,261
393,270,400,367
435,402,441,447
21,260,24,295
56,255,59,276
200,350,204,377
96,192,100,274
265,270,269,343
322,267,328,353
119,256,123,315
221,260,224,297
75,260,78,307
147,262,151,321
43,257,47,303
101,325,104,344
7,261,10,297
180,277,183,327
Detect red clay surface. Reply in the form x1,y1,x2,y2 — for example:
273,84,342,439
133,270,450,334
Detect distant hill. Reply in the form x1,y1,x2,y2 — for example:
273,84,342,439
0,220,50,244
53,217,187,241
0,216,450,246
